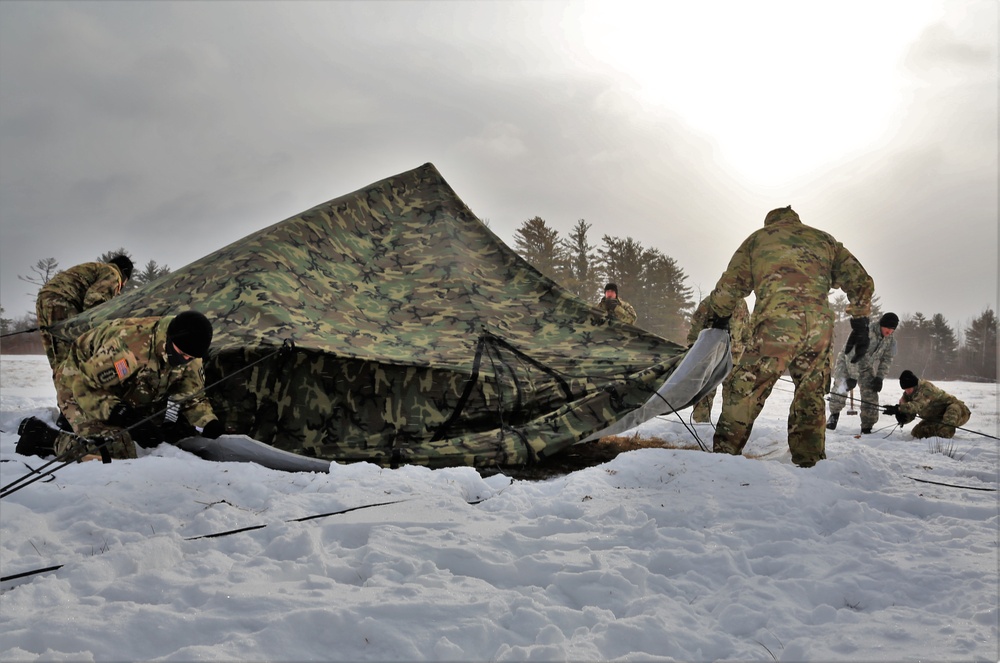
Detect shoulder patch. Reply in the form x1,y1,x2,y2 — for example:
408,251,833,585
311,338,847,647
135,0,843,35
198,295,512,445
114,358,131,380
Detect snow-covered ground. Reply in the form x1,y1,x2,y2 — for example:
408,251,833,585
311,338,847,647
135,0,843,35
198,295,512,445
1,354,997,661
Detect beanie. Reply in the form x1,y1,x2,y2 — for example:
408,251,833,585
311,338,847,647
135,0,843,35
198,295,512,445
108,255,134,281
166,311,213,358
899,370,918,390
604,283,618,295
878,312,899,329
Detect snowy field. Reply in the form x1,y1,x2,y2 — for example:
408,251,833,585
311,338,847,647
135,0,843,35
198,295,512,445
1,354,997,662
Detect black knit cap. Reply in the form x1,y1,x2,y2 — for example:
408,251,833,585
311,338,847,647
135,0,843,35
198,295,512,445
604,283,618,294
167,311,213,358
108,255,134,281
899,370,918,390
879,312,899,329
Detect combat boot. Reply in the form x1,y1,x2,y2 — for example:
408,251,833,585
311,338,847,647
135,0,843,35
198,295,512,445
16,417,58,458
825,413,839,430
860,426,872,434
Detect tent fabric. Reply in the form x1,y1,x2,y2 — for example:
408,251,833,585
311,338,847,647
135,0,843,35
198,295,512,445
61,163,718,470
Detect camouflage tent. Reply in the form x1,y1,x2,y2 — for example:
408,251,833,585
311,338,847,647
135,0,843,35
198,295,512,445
63,163,725,470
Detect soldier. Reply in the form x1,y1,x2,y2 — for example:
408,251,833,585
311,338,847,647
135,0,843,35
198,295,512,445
884,370,971,439
16,311,225,461
35,255,134,375
598,283,637,325
701,206,874,467
827,311,899,434
686,297,751,423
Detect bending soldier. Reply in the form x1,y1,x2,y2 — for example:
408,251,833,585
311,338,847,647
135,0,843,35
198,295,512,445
16,311,225,461
701,206,874,467
35,255,134,376
827,312,899,434
884,370,971,439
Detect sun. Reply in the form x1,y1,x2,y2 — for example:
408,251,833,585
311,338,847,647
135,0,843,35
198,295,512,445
577,0,942,189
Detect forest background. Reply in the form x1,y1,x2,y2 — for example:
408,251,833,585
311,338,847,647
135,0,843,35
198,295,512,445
1,217,997,384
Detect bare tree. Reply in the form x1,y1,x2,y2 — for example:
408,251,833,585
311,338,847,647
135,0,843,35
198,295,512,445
18,257,59,292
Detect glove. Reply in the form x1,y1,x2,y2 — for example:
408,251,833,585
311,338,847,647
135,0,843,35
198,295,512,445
200,419,225,439
108,402,138,428
708,315,731,330
606,299,619,310
883,404,899,416
846,378,858,391
873,377,883,392
895,412,909,426
844,317,870,363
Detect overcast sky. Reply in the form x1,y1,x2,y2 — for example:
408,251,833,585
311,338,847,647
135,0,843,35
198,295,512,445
1,0,996,332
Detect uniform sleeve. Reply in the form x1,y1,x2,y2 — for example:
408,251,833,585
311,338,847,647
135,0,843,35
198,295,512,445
70,338,137,421
830,243,874,318
707,236,755,319
170,360,217,427
686,301,709,344
81,267,122,310
875,337,897,379
619,302,637,325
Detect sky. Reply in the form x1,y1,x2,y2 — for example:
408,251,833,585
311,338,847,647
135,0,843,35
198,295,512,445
1,355,998,660
0,0,997,329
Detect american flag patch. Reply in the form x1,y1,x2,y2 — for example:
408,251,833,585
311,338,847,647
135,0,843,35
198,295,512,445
114,358,130,380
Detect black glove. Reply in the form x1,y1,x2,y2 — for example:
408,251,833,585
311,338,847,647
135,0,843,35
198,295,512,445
873,377,883,392
844,317,870,363
708,315,731,330
846,378,858,391
606,299,619,309
108,402,138,428
883,404,899,416
895,412,909,426
200,419,225,439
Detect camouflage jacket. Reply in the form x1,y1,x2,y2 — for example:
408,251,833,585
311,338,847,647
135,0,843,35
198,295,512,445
898,379,966,422
37,262,125,315
688,297,751,356
58,316,216,427
833,319,897,381
706,207,874,349
598,296,638,325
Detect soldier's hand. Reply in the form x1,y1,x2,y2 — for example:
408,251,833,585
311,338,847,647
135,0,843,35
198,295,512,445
846,378,858,391
607,299,619,309
200,419,225,439
883,404,899,416
872,377,883,392
108,402,138,427
708,315,731,330
844,317,870,363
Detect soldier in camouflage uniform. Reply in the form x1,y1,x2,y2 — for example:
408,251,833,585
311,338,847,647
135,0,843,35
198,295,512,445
48,311,224,461
36,255,134,375
827,312,899,434
884,370,971,439
686,297,751,423
702,206,874,467
598,283,637,325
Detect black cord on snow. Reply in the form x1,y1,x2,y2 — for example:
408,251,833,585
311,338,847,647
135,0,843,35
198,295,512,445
1,497,413,584
0,340,295,500
905,476,997,492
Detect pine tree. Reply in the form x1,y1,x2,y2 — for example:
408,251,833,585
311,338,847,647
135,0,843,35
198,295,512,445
925,314,959,379
17,257,59,290
131,260,171,289
513,217,567,284
960,309,998,381
561,219,597,302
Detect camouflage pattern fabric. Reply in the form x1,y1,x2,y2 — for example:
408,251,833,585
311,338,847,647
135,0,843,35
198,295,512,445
705,206,874,467
53,316,217,460
61,163,695,470
828,320,897,429
897,379,971,439
36,262,126,373
686,298,750,422
597,296,638,325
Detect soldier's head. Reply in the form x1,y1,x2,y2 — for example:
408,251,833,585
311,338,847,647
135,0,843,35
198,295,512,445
763,206,800,225
166,311,213,367
108,255,134,283
604,283,619,300
899,369,919,393
878,312,899,337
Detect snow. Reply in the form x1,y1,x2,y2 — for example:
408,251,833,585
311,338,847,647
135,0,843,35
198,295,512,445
1,354,997,662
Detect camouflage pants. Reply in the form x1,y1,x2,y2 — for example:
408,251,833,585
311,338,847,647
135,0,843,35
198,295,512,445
714,321,833,467
911,402,971,439
828,373,883,430
36,294,79,375
54,427,137,461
